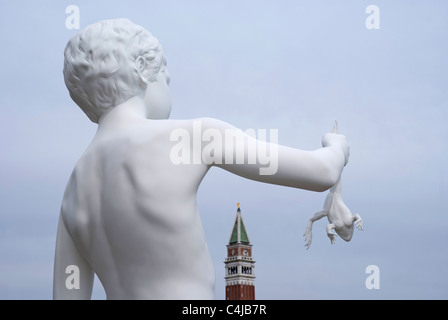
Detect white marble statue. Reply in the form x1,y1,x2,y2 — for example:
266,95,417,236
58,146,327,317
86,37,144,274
53,18,350,300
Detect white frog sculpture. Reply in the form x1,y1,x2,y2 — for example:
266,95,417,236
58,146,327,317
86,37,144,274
304,122,363,249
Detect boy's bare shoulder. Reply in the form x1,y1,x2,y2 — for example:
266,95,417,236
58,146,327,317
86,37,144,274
161,117,234,132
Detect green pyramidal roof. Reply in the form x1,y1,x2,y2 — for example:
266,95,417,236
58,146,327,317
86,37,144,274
229,207,250,244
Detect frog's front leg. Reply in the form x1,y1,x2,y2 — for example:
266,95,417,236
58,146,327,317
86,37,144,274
304,210,327,250
326,223,337,244
353,214,363,231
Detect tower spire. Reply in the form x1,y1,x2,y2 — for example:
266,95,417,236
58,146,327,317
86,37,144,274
229,203,250,245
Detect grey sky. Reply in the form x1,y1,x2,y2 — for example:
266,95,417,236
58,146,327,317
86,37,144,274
0,0,447,299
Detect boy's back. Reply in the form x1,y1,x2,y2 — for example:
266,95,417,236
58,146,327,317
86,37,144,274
60,119,215,299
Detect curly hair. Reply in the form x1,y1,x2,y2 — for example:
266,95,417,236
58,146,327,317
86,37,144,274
63,18,164,123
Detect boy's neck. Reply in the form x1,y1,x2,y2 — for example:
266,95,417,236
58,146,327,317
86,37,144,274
97,96,147,132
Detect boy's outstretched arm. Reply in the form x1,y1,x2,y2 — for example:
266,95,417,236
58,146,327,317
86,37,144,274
201,118,349,192
53,213,94,300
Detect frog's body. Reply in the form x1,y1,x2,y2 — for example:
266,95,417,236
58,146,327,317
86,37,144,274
303,177,363,249
303,121,363,249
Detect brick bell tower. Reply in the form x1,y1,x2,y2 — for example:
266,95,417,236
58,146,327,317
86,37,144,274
224,203,255,300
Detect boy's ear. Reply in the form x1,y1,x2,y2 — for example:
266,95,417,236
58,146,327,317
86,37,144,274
136,56,150,84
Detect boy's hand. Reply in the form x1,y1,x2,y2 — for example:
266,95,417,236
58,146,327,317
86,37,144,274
322,133,350,166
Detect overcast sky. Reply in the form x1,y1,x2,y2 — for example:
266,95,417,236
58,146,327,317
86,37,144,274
0,0,447,299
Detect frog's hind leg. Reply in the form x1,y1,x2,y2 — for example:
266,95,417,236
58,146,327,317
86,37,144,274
353,214,363,231
304,210,327,250
326,223,337,244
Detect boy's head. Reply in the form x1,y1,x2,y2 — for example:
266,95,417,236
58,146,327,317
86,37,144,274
63,18,166,123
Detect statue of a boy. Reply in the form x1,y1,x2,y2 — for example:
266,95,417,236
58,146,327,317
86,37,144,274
54,18,349,299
